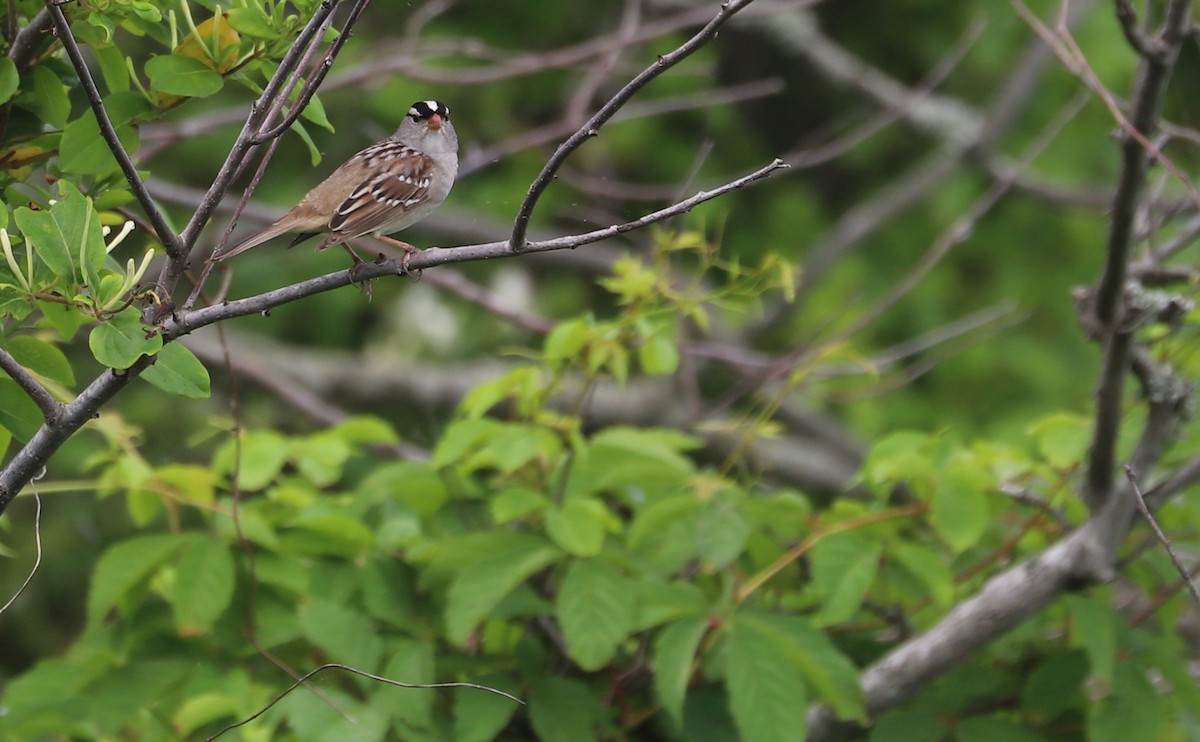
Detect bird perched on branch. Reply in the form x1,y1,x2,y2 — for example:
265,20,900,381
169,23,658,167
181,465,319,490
212,100,458,272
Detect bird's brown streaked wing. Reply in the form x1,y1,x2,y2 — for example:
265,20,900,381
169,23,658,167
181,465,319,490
327,150,436,238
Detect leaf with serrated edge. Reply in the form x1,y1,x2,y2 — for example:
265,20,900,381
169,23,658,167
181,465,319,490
653,616,708,726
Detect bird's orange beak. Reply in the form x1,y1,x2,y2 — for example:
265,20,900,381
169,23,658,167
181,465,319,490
427,113,443,131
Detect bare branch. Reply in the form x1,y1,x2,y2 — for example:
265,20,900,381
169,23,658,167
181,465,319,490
509,0,770,250
1126,465,1200,607
1084,0,1194,509
0,347,60,420
207,663,522,741
43,0,184,259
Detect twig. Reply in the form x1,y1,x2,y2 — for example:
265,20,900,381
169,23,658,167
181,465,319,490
1114,0,1165,60
1080,0,1195,509
1125,465,1200,607
205,662,522,741
509,0,762,251
43,0,184,259
0,347,61,420
0,473,42,616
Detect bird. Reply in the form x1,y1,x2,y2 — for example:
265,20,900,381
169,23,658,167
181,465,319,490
211,99,458,273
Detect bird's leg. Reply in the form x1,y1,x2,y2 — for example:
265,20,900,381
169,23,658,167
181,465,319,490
376,235,420,275
340,243,376,298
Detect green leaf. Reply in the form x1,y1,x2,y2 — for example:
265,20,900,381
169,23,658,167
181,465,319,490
141,342,210,399
1089,664,1162,742
290,433,351,486
695,497,750,570
298,599,384,671
955,715,1048,742
380,640,435,726
15,182,106,286
930,461,990,553
445,536,560,646
30,65,71,128
226,6,281,39
810,531,881,627
528,677,601,742
0,58,18,106
8,335,75,386
172,538,235,635
887,542,954,608
87,533,196,626
544,317,590,361
870,710,945,741
724,615,808,742
490,485,549,523
652,616,708,726
567,427,698,497
453,676,520,742
0,378,43,441
145,54,223,98
862,431,935,495
285,511,374,558
545,497,607,556
92,45,131,94
89,307,162,369
1028,413,1090,469
638,331,680,375
214,429,289,490
37,300,87,340
433,418,502,468
1065,595,1117,684
630,579,708,631
328,415,399,445
58,92,149,175
556,558,635,670
1020,650,1087,723
750,614,865,721
173,692,242,738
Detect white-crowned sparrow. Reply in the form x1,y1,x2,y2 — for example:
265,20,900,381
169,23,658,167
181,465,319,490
212,99,458,269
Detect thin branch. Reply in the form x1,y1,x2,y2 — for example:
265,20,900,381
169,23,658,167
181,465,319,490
509,0,763,250
43,0,184,259
1125,465,1200,607
0,347,60,420
206,663,522,741
0,479,42,616
1115,0,1165,60
1083,0,1194,509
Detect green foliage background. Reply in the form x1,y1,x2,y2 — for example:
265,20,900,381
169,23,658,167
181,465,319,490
0,0,1196,741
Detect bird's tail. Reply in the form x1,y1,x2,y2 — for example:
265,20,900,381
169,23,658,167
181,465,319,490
209,222,292,262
